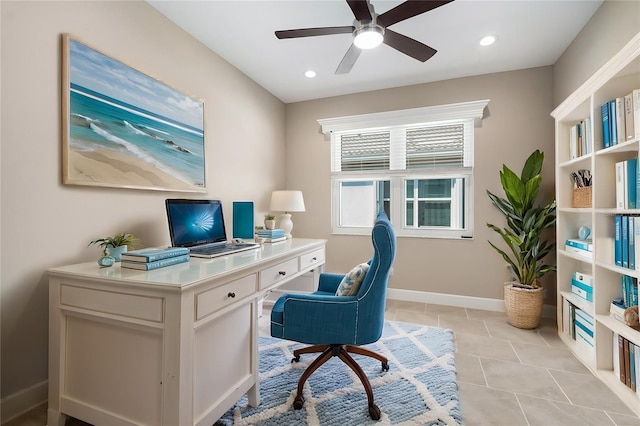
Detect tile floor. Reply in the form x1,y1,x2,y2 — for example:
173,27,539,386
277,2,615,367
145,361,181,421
6,300,640,426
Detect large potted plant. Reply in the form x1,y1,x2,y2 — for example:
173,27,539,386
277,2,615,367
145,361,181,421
486,150,556,329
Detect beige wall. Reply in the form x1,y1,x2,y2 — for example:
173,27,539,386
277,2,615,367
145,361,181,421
0,1,285,399
553,1,640,107
285,67,556,301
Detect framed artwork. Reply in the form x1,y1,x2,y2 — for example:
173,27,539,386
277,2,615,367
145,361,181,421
61,34,206,192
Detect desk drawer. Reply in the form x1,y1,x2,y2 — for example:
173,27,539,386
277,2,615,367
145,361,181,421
196,274,256,321
60,285,164,323
300,248,325,270
260,258,299,290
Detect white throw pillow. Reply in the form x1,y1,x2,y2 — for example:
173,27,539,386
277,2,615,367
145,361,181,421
335,263,370,296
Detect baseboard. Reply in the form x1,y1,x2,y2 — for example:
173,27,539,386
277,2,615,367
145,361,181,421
1,380,47,425
387,288,557,319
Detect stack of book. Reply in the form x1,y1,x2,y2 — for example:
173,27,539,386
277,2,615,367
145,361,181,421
121,247,190,270
571,272,593,302
256,229,286,243
565,238,593,260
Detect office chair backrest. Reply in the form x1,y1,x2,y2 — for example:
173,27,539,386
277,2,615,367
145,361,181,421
353,211,396,345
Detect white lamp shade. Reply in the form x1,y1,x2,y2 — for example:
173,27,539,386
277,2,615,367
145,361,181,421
270,190,306,213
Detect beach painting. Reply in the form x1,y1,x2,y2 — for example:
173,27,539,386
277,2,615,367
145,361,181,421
62,35,205,192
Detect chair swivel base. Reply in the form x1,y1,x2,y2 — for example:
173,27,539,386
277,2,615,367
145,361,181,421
291,344,389,420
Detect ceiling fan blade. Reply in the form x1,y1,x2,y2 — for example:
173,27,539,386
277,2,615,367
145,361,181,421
378,0,454,27
275,26,354,39
336,43,362,74
346,0,372,22
383,29,437,62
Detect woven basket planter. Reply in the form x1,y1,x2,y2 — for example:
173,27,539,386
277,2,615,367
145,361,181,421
504,283,544,329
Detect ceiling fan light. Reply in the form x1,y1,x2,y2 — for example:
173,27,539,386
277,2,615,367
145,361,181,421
354,27,384,50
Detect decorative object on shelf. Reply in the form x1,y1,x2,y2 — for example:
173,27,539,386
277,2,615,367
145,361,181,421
62,34,205,193
578,225,591,240
270,190,306,239
487,150,557,329
264,214,276,230
88,233,141,262
624,306,639,327
570,169,592,208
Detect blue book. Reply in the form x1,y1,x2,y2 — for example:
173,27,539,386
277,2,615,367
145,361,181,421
120,247,190,262
610,100,618,145
602,102,611,148
630,216,636,270
615,215,623,267
565,239,593,251
121,254,190,270
622,275,630,308
628,159,638,209
623,215,629,268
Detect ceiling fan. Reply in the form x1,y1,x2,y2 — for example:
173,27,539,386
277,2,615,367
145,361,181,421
275,0,454,74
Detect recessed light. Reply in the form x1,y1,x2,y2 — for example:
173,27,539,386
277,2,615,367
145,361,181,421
480,35,497,46
304,70,316,78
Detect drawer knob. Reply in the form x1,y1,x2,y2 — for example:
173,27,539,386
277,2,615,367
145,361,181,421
312,257,317,261
278,271,286,276
227,292,236,298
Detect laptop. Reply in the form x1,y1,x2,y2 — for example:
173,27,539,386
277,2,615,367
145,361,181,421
165,199,259,258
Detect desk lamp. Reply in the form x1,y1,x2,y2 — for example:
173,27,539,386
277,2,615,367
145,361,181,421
270,190,305,239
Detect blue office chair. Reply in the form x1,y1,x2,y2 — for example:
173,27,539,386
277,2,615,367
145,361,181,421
270,211,396,420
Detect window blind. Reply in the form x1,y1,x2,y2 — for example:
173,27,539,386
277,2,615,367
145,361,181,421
340,131,390,171
406,124,465,169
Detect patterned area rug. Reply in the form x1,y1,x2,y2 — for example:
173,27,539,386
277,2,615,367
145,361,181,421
217,321,462,425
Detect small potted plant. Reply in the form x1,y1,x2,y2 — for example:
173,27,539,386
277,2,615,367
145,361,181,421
264,214,276,230
89,233,141,263
486,150,556,329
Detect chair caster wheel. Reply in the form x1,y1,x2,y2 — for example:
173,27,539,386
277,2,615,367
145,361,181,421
291,355,300,363
369,404,381,420
381,362,390,371
293,396,304,410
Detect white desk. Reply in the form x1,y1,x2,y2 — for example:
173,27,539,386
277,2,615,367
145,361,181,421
47,238,326,426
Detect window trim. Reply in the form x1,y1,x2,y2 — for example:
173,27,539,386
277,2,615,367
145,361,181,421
320,100,489,239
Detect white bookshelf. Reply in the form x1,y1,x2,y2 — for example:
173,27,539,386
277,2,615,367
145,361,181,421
552,32,640,416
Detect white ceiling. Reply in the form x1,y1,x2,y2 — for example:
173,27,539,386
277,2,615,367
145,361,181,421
147,0,603,103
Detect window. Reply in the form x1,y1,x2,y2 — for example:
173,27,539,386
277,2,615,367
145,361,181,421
319,100,488,238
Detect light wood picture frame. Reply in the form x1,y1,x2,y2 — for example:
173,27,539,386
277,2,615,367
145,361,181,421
61,34,206,192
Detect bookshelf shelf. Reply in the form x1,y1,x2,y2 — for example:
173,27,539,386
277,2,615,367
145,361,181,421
552,32,640,416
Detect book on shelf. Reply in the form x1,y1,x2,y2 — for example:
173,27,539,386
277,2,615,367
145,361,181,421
602,102,611,148
616,97,626,146
613,157,640,210
625,92,635,141
636,344,640,396
614,332,620,380
565,238,593,251
631,341,637,392
611,100,618,145
121,254,190,270
619,335,627,386
630,217,636,270
621,275,639,308
120,246,190,262
634,89,640,140
623,215,629,268
615,215,623,267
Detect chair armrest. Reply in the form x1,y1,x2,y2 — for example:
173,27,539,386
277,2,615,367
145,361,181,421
317,273,345,294
276,293,359,344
